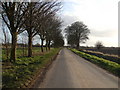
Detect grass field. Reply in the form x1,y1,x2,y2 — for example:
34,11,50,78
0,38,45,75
2,47,48,62
2,47,61,88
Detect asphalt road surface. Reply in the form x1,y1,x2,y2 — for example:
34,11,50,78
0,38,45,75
39,48,118,88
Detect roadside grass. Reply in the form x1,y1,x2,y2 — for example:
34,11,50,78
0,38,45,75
2,47,48,61
2,48,61,88
69,48,120,77
81,50,120,64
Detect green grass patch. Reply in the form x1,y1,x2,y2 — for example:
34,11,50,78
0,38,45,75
2,47,48,61
2,48,61,88
70,48,120,77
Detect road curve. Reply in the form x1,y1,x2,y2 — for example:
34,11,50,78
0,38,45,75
39,48,118,88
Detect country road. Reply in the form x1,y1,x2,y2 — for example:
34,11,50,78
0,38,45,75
39,48,118,88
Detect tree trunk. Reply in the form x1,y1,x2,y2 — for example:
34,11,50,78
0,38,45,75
41,39,44,52
76,42,79,49
10,32,17,62
45,41,48,51
48,40,51,50
28,35,32,57
76,37,80,49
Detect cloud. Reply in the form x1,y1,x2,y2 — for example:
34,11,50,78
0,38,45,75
61,14,78,28
91,29,118,37
62,0,118,47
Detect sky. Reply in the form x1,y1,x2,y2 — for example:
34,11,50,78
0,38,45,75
61,0,119,47
0,0,119,47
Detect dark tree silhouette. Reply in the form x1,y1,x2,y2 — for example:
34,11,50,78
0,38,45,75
45,16,62,50
36,1,61,52
1,2,29,62
95,41,104,50
65,21,90,49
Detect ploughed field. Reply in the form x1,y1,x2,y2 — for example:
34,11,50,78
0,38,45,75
78,47,120,64
82,47,119,56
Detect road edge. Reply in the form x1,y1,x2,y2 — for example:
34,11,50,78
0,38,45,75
27,49,62,88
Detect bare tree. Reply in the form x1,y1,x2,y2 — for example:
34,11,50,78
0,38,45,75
95,41,104,50
45,16,62,50
36,1,61,52
1,2,29,62
23,1,61,55
23,2,38,57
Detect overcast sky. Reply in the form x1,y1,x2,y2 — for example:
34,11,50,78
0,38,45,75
0,0,119,47
61,0,119,47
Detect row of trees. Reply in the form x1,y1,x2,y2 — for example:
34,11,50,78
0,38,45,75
1,1,64,62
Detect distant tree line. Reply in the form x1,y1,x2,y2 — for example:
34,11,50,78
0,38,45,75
0,1,64,63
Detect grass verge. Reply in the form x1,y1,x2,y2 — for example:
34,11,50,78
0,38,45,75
81,50,120,64
2,48,61,88
69,48,120,77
